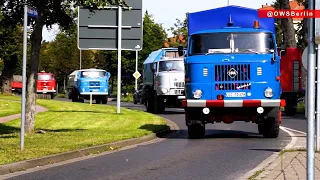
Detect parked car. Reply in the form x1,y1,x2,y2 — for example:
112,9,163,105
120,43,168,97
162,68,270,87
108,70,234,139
133,84,144,104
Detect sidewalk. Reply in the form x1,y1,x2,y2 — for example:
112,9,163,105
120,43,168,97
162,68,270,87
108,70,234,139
247,128,317,180
0,105,48,123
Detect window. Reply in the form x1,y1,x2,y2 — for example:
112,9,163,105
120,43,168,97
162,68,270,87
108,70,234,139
189,32,275,55
38,74,53,80
81,71,106,78
159,60,184,72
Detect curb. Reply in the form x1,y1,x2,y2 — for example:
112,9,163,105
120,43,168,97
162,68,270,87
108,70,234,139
237,126,306,180
0,118,179,176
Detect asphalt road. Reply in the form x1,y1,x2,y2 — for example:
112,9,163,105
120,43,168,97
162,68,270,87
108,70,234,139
3,98,305,180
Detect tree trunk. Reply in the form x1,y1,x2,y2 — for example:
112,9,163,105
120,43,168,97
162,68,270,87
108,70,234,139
0,55,18,94
25,17,43,134
278,0,297,48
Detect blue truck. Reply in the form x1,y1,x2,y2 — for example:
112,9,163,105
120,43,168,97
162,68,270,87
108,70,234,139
178,5,286,139
67,68,111,104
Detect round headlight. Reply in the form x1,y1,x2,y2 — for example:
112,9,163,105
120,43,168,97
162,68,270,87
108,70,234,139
264,87,273,98
161,88,168,94
193,89,202,99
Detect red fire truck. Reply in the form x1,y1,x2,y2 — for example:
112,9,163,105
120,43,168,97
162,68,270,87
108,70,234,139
279,47,305,116
36,71,57,99
11,71,57,99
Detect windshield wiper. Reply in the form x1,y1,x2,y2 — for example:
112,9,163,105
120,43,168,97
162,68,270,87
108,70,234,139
240,49,261,54
205,51,226,55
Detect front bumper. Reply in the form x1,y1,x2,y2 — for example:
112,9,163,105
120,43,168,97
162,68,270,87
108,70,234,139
182,99,286,107
80,92,109,95
37,90,56,93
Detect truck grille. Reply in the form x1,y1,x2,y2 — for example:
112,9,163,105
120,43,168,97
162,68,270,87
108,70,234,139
215,64,251,81
215,82,251,90
174,82,184,88
89,81,100,86
174,89,184,95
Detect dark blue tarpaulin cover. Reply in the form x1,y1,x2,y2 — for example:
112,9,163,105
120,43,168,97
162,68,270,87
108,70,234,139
188,5,275,36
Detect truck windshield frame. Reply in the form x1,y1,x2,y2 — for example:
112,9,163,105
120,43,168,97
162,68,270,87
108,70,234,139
158,60,184,72
80,71,107,78
188,32,275,56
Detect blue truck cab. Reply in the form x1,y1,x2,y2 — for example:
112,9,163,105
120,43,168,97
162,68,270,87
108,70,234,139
178,6,286,139
68,68,111,104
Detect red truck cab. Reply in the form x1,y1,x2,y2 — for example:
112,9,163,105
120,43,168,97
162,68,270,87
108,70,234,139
37,71,57,99
278,48,304,116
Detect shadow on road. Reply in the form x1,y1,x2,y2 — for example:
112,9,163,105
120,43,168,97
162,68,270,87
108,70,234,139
157,129,264,139
249,148,281,152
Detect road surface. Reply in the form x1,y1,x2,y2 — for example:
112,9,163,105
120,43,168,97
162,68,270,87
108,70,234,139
3,98,306,180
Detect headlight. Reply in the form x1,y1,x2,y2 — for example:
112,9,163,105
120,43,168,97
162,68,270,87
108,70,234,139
193,89,202,99
264,87,273,98
161,88,168,94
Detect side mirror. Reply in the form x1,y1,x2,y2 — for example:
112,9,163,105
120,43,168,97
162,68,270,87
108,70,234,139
150,63,155,72
178,46,184,56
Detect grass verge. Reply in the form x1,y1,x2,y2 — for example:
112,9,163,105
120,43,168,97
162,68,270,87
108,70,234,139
0,99,21,117
248,169,265,180
0,99,167,165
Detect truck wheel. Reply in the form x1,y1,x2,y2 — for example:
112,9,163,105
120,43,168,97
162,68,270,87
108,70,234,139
96,99,101,104
139,97,143,104
133,96,138,104
261,108,280,138
71,91,78,102
188,122,205,139
284,106,297,116
102,97,108,104
284,99,297,116
154,93,165,114
258,124,263,134
146,90,154,113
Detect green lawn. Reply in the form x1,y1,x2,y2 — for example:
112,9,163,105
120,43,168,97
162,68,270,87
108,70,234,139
0,99,21,117
0,99,167,165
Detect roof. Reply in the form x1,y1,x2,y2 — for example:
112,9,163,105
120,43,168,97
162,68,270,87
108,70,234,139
259,0,304,21
192,28,274,35
188,5,275,35
143,48,187,64
69,68,107,76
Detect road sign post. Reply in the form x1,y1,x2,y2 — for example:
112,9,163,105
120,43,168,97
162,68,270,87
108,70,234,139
307,0,316,178
20,5,38,151
78,0,143,113
135,50,138,91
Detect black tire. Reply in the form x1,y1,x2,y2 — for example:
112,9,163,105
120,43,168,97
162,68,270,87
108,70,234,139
96,99,101,104
188,123,205,139
133,96,138,104
154,93,165,114
284,99,297,116
71,91,78,102
284,106,297,116
258,124,263,134
261,108,280,138
102,97,108,104
146,90,154,113
139,97,143,104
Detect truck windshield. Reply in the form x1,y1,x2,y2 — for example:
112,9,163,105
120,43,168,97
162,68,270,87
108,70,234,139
189,32,275,55
159,61,184,72
38,74,53,80
81,71,106,78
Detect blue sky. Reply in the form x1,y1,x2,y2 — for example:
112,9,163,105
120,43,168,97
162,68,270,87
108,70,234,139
42,0,275,41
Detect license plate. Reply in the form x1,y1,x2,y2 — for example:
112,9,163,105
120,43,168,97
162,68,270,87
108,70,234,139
225,92,246,97
43,88,48,91
92,89,99,92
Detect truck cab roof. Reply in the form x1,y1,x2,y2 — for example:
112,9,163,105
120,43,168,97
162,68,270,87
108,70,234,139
191,28,274,36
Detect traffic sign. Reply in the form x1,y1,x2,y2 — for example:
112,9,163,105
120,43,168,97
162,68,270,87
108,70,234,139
302,46,308,70
27,7,38,17
133,71,141,79
77,0,143,51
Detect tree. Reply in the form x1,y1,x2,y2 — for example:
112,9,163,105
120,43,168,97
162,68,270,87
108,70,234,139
274,0,297,48
296,0,308,49
0,13,23,94
167,13,188,47
0,0,123,134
